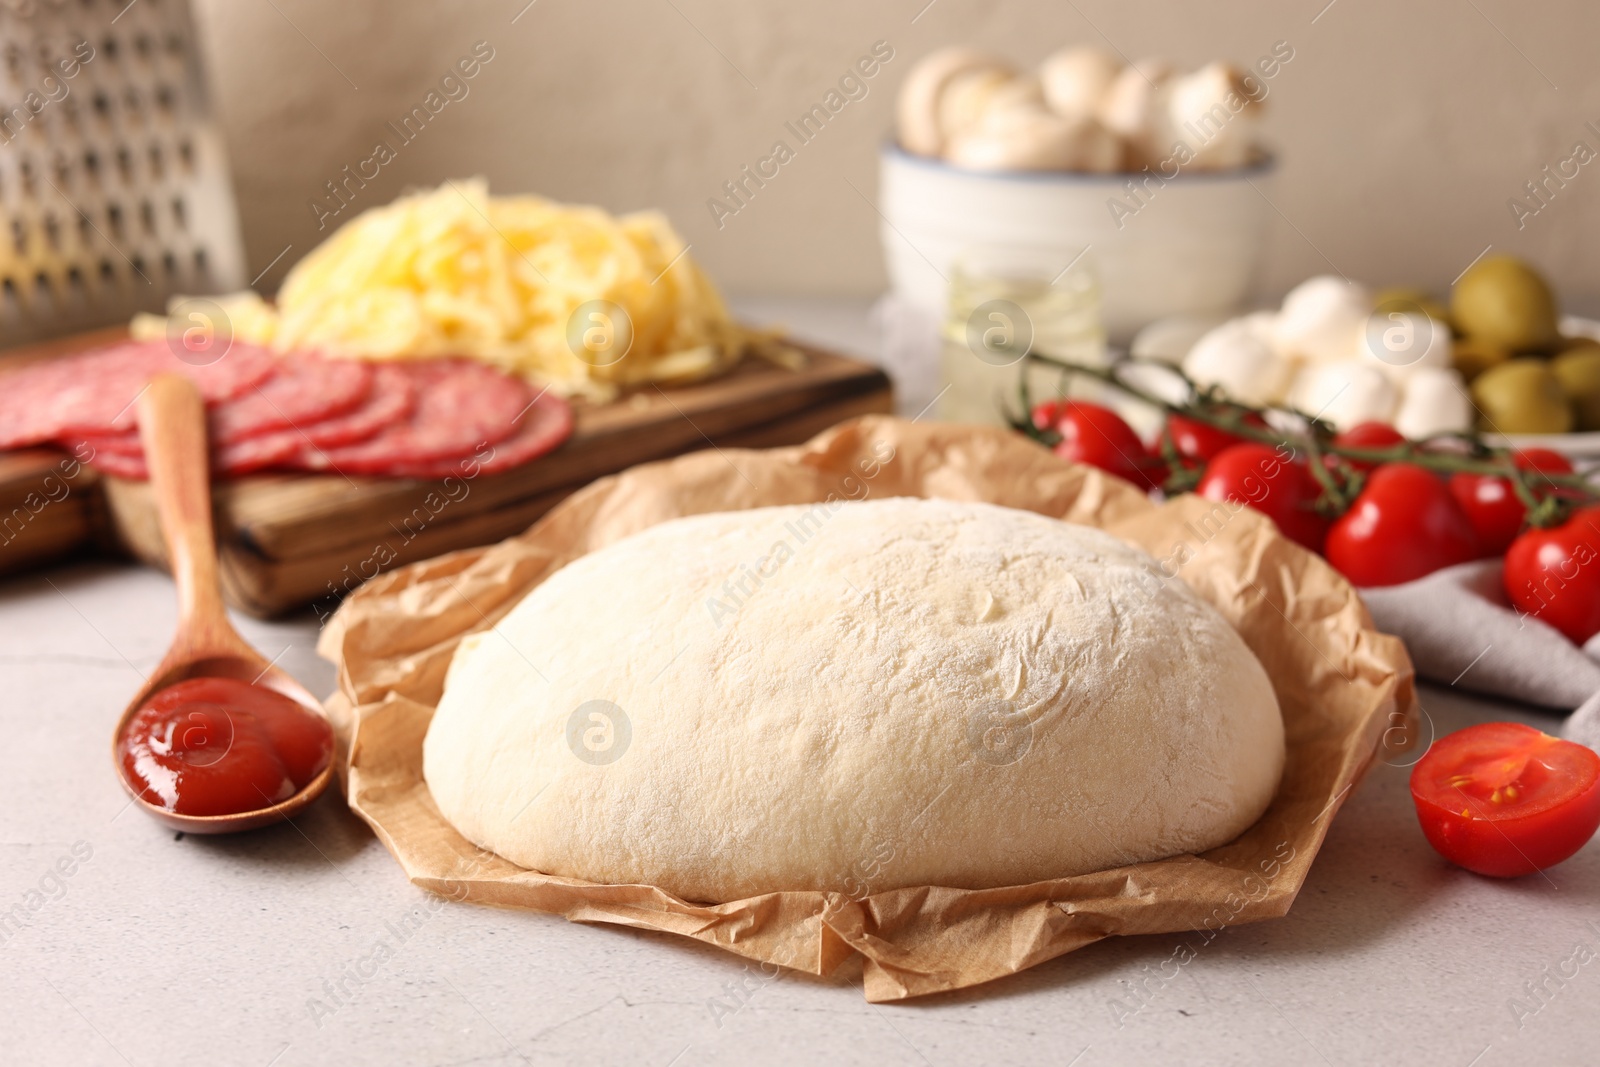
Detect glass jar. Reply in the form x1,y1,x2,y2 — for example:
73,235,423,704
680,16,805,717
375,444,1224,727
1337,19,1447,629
937,247,1108,427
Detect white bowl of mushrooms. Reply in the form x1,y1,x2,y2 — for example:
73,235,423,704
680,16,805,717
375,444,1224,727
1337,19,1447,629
882,46,1283,341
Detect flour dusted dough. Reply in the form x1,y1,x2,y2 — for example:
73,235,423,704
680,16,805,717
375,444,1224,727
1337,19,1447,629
423,498,1284,902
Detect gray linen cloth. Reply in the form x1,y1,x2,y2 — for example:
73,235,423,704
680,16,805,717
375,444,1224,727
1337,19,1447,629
1360,560,1600,750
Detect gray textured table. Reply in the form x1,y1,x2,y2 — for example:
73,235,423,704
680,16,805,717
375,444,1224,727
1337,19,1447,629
4,300,1596,1066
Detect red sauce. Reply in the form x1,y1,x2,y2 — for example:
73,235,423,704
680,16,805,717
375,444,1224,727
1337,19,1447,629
118,677,332,817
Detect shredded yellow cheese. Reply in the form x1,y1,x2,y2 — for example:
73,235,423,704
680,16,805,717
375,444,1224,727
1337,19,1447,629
132,179,746,400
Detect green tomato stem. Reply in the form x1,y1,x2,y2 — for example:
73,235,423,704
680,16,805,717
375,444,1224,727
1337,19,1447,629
1015,351,1600,524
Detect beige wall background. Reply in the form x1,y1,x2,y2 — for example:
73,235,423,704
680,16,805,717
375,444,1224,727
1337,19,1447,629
189,0,1600,307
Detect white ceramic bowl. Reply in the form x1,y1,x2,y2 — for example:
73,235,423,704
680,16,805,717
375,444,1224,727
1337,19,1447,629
878,144,1276,342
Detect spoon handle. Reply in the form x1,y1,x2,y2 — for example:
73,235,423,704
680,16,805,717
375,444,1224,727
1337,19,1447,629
137,373,231,641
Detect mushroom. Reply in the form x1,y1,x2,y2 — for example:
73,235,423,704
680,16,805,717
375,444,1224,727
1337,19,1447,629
938,67,1025,145
987,74,1047,114
904,47,1273,175
945,106,1122,172
1182,316,1295,406
1273,276,1373,364
1393,367,1474,439
1098,58,1175,167
896,48,1014,157
1040,46,1123,119
1161,62,1263,171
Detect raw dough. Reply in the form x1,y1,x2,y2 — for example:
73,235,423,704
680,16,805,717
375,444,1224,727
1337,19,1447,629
423,497,1285,902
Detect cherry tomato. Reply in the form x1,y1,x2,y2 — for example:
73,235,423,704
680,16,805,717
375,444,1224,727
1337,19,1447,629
1324,463,1479,587
1504,506,1600,645
1331,422,1407,473
1195,442,1330,552
1517,446,1580,476
1030,398,1068,432
1164,412,1267,467
1410,722,1600,877
1448,449,1577,557
1034,400,1158,489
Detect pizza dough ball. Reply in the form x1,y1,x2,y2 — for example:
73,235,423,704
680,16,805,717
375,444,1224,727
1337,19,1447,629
425,498,1285,902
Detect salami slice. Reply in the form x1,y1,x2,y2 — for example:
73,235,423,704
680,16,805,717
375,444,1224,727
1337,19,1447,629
31,353,565,483
70,428,304,480
0,341,278,449
174,343,283,404
68,440,149,480
212,364,417,463
61,357,393,458
213,432,307,476
72,430,144,457
363,389,573,479
210,356,373,444
291,361,531,474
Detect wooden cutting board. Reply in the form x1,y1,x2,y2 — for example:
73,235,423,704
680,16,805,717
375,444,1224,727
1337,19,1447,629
0,329,893,616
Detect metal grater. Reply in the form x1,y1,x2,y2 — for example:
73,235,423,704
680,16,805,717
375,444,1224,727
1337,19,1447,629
0,0,244,346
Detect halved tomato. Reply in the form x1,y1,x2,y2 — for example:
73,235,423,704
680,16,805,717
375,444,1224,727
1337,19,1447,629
1410,722,1600,877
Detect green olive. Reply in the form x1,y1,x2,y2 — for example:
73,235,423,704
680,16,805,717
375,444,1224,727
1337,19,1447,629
1471,358,1574,434
1552,345,1600,430
1451,256,1560,352
1452,338,1510,383
1374,287,1450,325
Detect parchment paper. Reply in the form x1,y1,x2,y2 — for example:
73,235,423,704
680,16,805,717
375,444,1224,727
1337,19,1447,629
318,415,1417,1002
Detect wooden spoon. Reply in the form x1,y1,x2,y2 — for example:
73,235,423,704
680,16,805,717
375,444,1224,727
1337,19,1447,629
111,372,334,833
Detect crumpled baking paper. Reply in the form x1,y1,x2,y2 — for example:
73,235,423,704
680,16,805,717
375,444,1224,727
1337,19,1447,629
318,415,1416,1001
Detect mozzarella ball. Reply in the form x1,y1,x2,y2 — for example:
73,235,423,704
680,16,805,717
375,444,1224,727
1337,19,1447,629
1274,276,1372,363
1360,311,1453,380
1040,46,1123,119
1393,367,1474,439
1288,362,1397,430
1119,360,1193,409
1132,315,1225,365
1237,309,1280,349
1183,318,1294,406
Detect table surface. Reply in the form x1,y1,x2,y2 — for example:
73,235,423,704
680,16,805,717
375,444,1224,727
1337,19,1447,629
5,299,1597,1067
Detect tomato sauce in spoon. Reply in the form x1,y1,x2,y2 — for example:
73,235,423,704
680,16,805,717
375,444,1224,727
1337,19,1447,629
117,677,333,817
